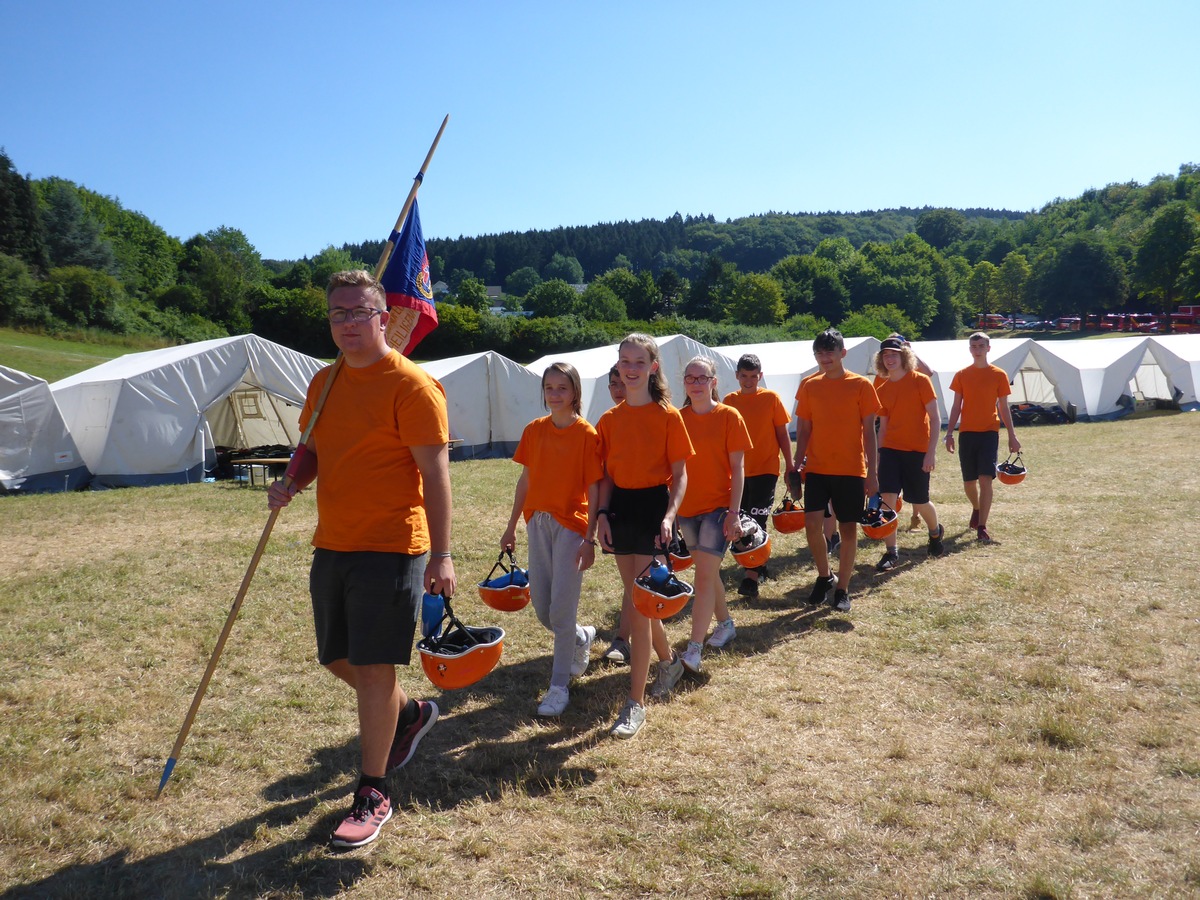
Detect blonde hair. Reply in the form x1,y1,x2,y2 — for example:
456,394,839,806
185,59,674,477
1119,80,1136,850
326,269,386,308
681,355,719,407
541,361,582,415
874,345,916,377
619,333,671,407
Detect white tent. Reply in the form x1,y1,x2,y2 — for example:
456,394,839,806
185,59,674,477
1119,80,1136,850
0,366,92,493
526,334,739,427
713,337,880,425
1147,334,1200,411
909,338,1034,425
52,335,325,487
420,351,543,458
1027,336,1153,421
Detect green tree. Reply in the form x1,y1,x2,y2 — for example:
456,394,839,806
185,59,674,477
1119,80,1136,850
310,246,359,289
770,254,850,322
681,255,737,320
597,267,661,321
1033,235,1128,319
542,253,584,284
455,277,490,312
36,179,118,273
249,284,330,356
577,282,625,321
35,266,129,331
1134,201,1200,314
525,279,579,318
655,268,688,316
177,226,267,332
505,266,541,297
966,260,999,321
0,252,37,323
997,251,1032,320
724,272,786,326
915,208,967,250
0,150,50,271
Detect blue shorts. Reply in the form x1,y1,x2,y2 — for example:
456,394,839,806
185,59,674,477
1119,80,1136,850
879,447,931,505
310,549,423,666
678,508,731,557
957,431,999,482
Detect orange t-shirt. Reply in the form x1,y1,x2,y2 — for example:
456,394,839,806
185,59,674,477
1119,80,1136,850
874,371,936,452
794,372,881,477
302,351,449,553
722,388,790,477
513,415,603,535
949,364,1011,432
679,403,753,518
597,401,694,489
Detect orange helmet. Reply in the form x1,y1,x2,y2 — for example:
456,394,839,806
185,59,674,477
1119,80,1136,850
478,550,531,612
632,556,693,619
772,495,806,534
667,531,693,572
731,514,771,568
417,598,504,690
997,452,1027,485
860,496,899,540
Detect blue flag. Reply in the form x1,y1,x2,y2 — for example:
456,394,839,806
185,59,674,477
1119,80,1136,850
381,200,438,356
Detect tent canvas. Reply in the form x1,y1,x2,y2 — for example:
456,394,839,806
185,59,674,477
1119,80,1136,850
527,334,740,428
1026,336,1152,421
420,351,543,458
1146,334,1200,411
0,365,92,493
713,337,879,427
51,335,325,487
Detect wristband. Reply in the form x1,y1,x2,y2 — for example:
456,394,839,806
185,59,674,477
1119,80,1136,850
430,551,451,559
597,508,609,518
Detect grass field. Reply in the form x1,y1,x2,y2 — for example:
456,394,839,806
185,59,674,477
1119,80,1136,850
0,414,1197,899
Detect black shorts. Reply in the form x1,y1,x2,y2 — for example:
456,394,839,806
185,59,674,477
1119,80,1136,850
957,430,999,482
878,448,931,505
741,473,778,528
310,549,423,666
607,484,669,555
802,472,865,524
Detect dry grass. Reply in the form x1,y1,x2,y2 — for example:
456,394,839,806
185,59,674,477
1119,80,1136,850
0,413,1197,899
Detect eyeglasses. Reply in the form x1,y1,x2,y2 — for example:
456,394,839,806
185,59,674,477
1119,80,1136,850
683,375,713,385
328,306,383,324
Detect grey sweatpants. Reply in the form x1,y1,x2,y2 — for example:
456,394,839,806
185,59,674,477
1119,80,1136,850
526,511,586,687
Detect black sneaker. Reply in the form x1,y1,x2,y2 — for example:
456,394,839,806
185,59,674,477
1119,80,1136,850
875,550,900,572
833,589,851,612
928,524,945,557
756,565,771,581
738,576,758,598
808,575,835,606
826,533,841,557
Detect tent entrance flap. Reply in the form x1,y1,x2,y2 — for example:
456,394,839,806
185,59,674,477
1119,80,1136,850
205,385,301,450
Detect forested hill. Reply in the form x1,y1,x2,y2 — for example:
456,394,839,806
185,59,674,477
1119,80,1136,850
343,207,1027,288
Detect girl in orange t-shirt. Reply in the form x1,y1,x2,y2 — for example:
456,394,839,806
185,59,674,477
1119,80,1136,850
677,356,752,674
596,334,693,738
502,362,604,718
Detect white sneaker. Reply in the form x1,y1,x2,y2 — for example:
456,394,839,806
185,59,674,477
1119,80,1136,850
610,698,646,739
649,654,684,700
536,684,569,717
707,618,736,648
680,641,703,673
571,625,596,677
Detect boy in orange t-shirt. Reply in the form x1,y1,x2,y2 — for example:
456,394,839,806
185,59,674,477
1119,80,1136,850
944,333,1021,543
722,353,793,598
792,330,881,613
872,336,942,570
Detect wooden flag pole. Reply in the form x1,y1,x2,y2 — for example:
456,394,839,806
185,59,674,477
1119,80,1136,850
156,114,450,797
373,113,449,282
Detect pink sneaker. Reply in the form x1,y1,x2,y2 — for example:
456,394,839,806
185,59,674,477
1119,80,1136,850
386,700,438,773
330,786,392,848
969,508,980,529
977,526,993,544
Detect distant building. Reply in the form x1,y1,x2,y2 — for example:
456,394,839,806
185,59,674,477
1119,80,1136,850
486,285,503,301
431,280,449,296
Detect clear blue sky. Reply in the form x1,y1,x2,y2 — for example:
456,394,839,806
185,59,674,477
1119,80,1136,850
3,1,1197,261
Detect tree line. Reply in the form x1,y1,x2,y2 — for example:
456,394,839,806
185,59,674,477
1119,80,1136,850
2,147,1197,363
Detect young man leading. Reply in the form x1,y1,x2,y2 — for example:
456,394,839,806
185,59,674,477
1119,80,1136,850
268,270,456,848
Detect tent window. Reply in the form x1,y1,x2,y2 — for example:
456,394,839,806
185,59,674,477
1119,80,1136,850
237,393,266,421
